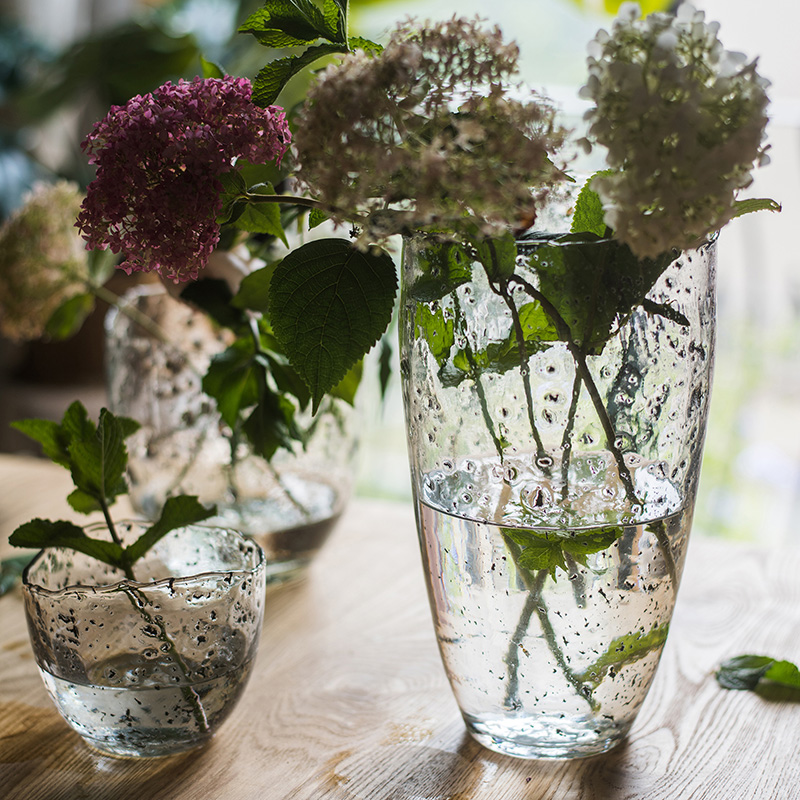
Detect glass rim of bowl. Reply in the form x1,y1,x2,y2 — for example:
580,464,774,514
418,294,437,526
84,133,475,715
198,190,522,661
22,520,265,598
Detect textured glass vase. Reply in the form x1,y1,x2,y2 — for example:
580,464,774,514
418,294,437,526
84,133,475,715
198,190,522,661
106,285,357,582
400,233,716,759
22,524,265,758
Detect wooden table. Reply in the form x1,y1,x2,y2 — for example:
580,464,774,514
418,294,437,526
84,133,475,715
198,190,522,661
1,453,799,800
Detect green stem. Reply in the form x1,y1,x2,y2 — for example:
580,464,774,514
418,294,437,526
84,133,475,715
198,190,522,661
101,499,135,581
560,370,583,503
512,276,640,507
494,280,547,463
123,586,210,734
91,283,171,344
242,193,325,210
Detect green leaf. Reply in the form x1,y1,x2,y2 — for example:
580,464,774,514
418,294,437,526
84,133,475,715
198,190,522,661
641,298,690,327
347,36,383,56
87,247,117,285
571,171,612,237
578,624,670,688
125,496,215,565
242,388,301,461
530,235,673,353
9,519,125,569
234,183,288,245
323,0,348,43
308,208,329,230
0,554,32,597
730,197,781,220
68,408,136,508
329,359,362,406
414,305,454,368
44,293,95,341
201,55,225,79
252,43,347,106
471,233,517,280
10,418,70,467
217,169,248,225
203,338,261,428
378,337,392,401
503,524,624,580
180,278,244,331
233,265,276,313
238,0,335,47
67,488,101,514
256,350,312,410
716,655,800,691
407,240,471,302
269,238,397,413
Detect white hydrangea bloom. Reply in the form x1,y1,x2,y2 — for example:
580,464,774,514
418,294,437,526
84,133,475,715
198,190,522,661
580,2,770,258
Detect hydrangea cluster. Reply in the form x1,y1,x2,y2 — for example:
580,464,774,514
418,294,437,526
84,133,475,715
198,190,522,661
0,181,89,342
294,17,567,246
76,76,291,283
580,2,770,258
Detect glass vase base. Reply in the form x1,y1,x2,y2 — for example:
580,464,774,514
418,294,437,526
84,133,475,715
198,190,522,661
464,714,629,760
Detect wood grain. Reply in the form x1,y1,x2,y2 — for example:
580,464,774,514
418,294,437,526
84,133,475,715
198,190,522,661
1,454,799,799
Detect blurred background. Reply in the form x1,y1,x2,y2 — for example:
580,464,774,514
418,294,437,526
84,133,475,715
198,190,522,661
0,0,797,542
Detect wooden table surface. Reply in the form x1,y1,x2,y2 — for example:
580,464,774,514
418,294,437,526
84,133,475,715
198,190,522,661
1,453,799,800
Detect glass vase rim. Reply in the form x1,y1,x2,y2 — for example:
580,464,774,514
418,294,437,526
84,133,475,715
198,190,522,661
22,521,265,598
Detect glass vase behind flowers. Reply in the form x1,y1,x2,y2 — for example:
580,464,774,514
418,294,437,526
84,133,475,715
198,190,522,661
106,284,357,583
400,230,716,758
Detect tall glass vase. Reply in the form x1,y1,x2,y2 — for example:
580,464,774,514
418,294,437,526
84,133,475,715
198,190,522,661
400,233,716,758
106,285,358,582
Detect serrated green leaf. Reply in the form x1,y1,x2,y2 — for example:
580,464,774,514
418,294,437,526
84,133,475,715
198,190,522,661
571,171,612,237
242,388,300,461
201,55,225,79
10,418,70,467
329,359,362,406
269,238,397,413
730,197,781,220
125,496,215,564
308,207,329,230
9,519,125,569
252,43,347,106
347,36,382,56
323,0,348,43
578,623,670,688
44,293,95,341
239,0,334,47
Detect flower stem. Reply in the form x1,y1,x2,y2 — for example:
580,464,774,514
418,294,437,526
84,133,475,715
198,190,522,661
91,283,171,344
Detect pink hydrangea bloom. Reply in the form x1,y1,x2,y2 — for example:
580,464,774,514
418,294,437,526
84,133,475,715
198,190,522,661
76,76,291,283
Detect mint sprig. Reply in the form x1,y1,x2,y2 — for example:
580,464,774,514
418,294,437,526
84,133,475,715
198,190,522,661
9,402,215,580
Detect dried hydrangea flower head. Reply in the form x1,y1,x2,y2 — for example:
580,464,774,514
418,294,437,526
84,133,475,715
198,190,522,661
580,2,770,258
76,76,291,283
294,16,568,246
0,181,89,342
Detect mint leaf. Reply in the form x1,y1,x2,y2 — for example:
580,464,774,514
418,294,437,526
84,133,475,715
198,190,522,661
125,496,215,564
239,0,334,47
503,525,624,580
10,417,70,467
9,519,125,569
67,408,135,508
716,655,800,691
571,171,612,236
578,624,670,688
252,43,346,106
730,197,781,220
269,238,397,413
45,293,95,341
